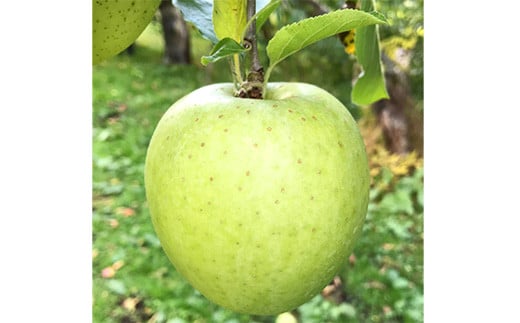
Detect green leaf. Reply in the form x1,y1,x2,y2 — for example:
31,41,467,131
253,0,281,34
213,0,247,42
351,0,389,105
174,0,273,44
380,190,414,215
384,218,412,239
417,188,423,209
239,0,281,45
265,8,387,82
331,303,357,318
173,0,218,43
386,269,409,289
105,279,126,295
201,37,248,65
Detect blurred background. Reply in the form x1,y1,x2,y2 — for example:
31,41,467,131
92,0,423,322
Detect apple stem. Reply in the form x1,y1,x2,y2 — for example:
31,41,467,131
237,0,264,99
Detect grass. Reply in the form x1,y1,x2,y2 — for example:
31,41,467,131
92,21,423,323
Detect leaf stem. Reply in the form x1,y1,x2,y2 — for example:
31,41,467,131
263,64,275,97
232,54,244,86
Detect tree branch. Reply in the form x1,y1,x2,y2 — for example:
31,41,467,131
246,0,262,73
238,0,264,99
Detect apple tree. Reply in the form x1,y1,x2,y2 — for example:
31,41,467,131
93,0,389,316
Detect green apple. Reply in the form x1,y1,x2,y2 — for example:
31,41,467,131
92,0,160,64
144,82,370,315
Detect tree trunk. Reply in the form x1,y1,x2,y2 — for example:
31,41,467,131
159,0,190,65
372,53,414,155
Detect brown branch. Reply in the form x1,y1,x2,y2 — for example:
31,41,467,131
238,0,264,99
246,0,262,74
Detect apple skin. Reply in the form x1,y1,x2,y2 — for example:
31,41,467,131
144,82,370,315
92,0,160,64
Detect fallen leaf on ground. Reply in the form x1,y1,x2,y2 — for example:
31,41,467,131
101,267,115,278
101,260,125,278
349,253,357,265
116,207,135,217
109,218,119,228
122,297,140,312
112,260,125,270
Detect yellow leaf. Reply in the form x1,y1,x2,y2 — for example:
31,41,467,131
213,0,247,42
101,260,124,278
101,267,115,278
112,260,125,270
390,163,409,176
122,297,140,312
116,207,135,217
370,168,380,177
109,218,119,228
